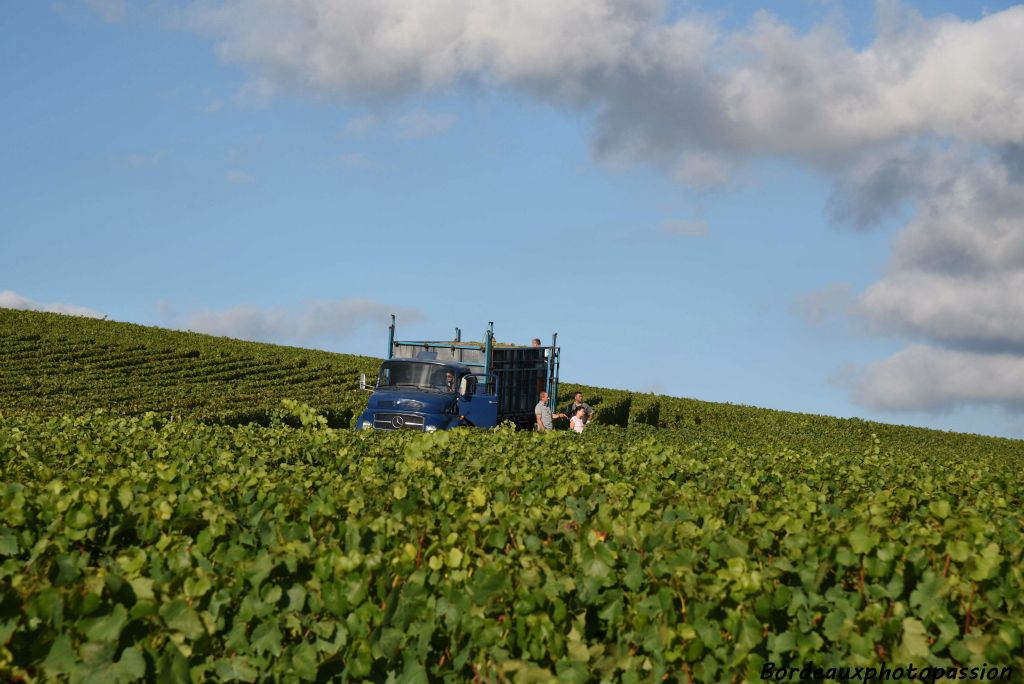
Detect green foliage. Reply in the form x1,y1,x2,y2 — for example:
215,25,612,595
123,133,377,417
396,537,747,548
627,395,660,428
583,391,631,427
5,308,1024,465
1,414,1022,680
3,309,1024,680
0,309,375,427
558,382,1024,467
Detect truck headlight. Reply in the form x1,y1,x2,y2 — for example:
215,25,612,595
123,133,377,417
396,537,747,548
361,420,373,430
424,425,438,433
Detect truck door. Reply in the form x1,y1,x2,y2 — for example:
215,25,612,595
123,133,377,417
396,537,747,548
457,374,498,427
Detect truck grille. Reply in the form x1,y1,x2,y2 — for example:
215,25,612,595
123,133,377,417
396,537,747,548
373,413,426,431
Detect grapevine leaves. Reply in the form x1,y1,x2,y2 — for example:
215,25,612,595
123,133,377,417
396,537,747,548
0,412,1021,680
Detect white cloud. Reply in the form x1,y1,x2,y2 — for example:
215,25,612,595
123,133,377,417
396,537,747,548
833,150,1024,411
397,110,455,139
661,218,707,237
178,298,422,343
0,290,104,318
888,159,1024,275
857,271,1024,351
851,345,1024,412
183,1,1024,172
850,153,1024,351
186,305,284,342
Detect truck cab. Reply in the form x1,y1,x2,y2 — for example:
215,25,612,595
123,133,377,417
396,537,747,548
356,317,560,431
357,358,489,432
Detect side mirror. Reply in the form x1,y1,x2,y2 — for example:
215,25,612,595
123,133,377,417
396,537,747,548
360,373,373,391
460,376,476,398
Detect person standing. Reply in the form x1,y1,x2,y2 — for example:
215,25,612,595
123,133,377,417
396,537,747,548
569,406,587,433
535,391,565,431
564,392,593,425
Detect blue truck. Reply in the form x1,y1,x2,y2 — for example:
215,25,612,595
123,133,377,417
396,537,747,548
356,316,560,431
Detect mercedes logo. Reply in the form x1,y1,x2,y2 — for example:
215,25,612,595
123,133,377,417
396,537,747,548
391,415,405,428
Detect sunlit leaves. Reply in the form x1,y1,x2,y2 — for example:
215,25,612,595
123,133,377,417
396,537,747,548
0,410,1022,680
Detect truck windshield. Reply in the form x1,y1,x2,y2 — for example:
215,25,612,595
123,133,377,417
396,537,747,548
377,361,456,393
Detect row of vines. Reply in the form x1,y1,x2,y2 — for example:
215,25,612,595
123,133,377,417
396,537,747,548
4,310,1022,466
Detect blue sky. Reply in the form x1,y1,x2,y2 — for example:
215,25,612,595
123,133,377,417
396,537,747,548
3,1,1024,438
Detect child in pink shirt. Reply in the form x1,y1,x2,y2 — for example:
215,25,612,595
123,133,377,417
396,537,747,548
570,407,586,433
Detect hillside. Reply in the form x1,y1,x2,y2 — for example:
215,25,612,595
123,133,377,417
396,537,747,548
0,309,377,427
2,308,1022,462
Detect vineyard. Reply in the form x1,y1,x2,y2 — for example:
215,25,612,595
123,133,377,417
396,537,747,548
3,309,1020,462
0,310,377,427
1,309,1023,681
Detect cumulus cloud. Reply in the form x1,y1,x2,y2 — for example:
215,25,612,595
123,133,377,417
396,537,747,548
887,159,1024,276
1001,143,1024,182
177,1,1024,414
858,271,1024,353
850,345,1024,412
182,1,1024,172
178,298,422,343
852,154,1024,346
0,290,105,318
837,148,1024,411
824,145,937,230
